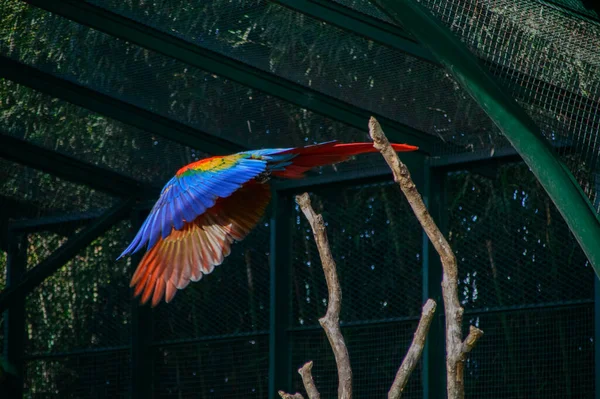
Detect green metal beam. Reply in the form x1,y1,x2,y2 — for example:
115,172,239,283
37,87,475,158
270,0,438,65
9,210,104,234
3,233,27,399
0,198,134,314
372,0,600,276
421,164,446,399
268,191,293,399
130,209,153,399
23,0,437,154
0,57,245,155
0,134,158,198
274,0,598,154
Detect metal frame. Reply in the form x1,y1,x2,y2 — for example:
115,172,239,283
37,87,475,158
130,209,153,399
0,0,597,397
268,191,294,398
371,0,600,279
0,198,134,314
421,163,446,399
271,0,438,65
22,0,439,154
0,134,157,198
0,56,245,155
3,232,27,398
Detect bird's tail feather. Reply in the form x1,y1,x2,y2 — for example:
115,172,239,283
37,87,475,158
273,142,417,178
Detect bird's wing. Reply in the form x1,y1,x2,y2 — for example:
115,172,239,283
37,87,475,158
118,153,269,259
130,181,271,306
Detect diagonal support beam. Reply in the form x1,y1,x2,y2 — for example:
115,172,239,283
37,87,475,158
274,0,599,153
9,210,106,234
371,0,600,276
271,0,438,65
22,0,438,154
0,134,159,198
0,198,135,314
0,56,245,155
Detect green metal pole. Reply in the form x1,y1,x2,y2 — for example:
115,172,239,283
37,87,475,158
2,233,27,398
421,163,446,399
268,191,293,399
372,0,600,277
595,277,600,399
130,208,153,399
0,198,134,313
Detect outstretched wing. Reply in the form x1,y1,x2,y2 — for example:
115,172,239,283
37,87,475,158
118,154,268,259
130,181,271,306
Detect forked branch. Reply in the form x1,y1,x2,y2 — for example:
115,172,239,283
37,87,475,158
296,193,352,399
298,361,320,399
278,391,305,399
388,299,437,399
369,117,483,399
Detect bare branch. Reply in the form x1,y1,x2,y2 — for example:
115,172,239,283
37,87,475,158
298,361,320,399
369,117,483,399
278,391,305,399
461,325,484,356
296,193,353,399
388,299,437,399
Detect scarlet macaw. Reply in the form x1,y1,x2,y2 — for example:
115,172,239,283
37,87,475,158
119,141,417,306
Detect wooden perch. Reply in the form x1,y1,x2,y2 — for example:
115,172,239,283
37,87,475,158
298,361,320,399
278,391,305,399
369,117,483,399
296,193,353,399
388,299,437,399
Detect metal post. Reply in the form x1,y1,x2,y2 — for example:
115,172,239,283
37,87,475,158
371,0,600,277
596,276,600,399
268,191,293,398
130,209,153,399
0,198,134,314
421,163,446,399
3,233,27,398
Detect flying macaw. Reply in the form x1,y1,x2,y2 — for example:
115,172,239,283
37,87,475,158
119,141,418,306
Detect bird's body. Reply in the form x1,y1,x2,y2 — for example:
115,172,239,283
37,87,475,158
119,141,417,306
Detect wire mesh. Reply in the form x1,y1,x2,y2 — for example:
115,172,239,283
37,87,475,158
464,304,594,398
291,180,423,327
542,0,600,20
152,221,270,342
87,0,504,155
419,0,600,210
153,336,269,398
291,322,422,398
0,249,5,291
0,159,117,221
25,220,132,356
447,163,594,311
24,350,130,398
445,163,595,396
0,1,374,153
331,0,394,22
0,79,208,185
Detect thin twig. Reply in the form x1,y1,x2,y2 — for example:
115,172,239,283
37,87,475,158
388,299,437,399
278,391,305,399
296,193,353,399
369,117,483,399
298,361,320,399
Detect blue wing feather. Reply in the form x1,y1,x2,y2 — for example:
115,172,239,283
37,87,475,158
118,155,269,259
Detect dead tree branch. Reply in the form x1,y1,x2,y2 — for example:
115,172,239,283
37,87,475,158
298,361,320,399
296,193,353,399
369,116,483,399
388,299,437,399
278,391,305,399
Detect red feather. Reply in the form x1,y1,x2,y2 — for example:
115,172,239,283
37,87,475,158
272,142,417,178
130,181,271,306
